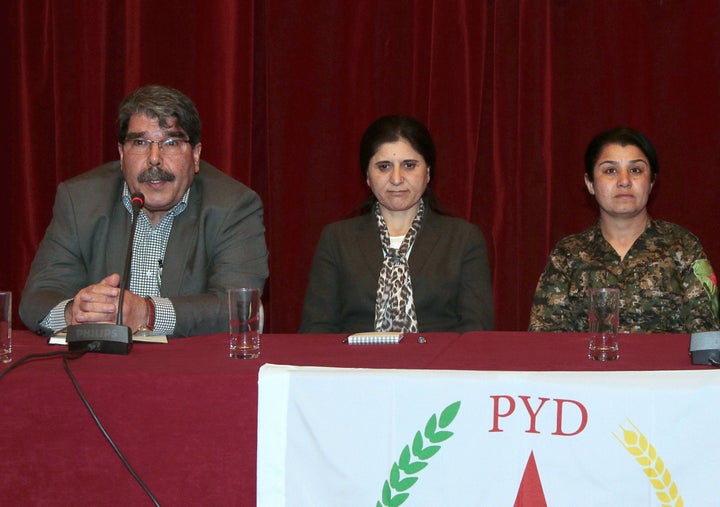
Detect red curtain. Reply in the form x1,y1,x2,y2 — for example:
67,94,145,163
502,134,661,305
4,1,720,333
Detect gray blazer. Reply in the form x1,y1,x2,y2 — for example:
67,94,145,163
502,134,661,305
20,161,268,337
299,209,494,333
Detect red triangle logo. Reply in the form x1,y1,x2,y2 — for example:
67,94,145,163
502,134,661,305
513,451,548,507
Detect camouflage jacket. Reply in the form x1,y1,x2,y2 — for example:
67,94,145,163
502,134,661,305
528,218,719,333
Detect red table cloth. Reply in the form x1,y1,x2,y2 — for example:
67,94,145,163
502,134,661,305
0,330,703,506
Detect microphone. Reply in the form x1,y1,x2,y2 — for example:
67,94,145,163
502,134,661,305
66,192,145,355
130,193,145,212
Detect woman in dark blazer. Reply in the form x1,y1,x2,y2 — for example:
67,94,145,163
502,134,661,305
299,115,493,333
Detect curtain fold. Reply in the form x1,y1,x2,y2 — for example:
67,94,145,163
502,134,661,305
5,1,720,333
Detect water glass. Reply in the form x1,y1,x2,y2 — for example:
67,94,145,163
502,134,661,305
228,288,261,359
588,287,620,361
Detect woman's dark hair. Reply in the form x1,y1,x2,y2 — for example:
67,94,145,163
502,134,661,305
358,115,440,213
117,85,202,147
584,127,659,182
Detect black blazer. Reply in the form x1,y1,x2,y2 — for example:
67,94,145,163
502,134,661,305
299,209,494,333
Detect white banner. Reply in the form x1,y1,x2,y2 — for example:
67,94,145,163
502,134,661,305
257,365,720,506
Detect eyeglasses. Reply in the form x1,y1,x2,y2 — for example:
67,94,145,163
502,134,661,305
123,137,192,156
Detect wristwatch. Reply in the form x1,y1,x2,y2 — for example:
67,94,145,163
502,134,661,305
134,297,156,336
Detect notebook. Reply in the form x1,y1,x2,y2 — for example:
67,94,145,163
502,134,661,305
48,330,168,345
346,331,403,345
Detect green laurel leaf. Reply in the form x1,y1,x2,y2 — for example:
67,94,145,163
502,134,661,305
412,430,440,459
389,493,410,507
377,401,462,506
439,400,461,427
398,445,428,474
380,478,410,507
382,480,392,504
426,429,453,443
390,463,418,491
398,445,410,464
425,414,454,443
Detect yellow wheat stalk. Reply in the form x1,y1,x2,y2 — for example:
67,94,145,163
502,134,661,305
613,419,684,507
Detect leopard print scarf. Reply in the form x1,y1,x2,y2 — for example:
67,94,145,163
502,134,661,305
373,200,424,332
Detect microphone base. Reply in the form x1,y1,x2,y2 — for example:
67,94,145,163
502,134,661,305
689,331,720,366
66,324,133,355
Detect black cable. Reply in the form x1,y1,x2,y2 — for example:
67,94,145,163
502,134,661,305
62,354,161,506
1,349,161,505
0,350,80,380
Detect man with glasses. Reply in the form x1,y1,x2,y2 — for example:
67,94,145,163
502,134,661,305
20,85,268,337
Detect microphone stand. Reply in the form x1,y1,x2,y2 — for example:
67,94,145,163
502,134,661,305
66,194,144,355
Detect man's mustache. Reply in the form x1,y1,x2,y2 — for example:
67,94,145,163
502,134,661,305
138,167,176,183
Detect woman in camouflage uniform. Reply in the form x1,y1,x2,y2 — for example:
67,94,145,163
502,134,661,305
529,127,719,333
